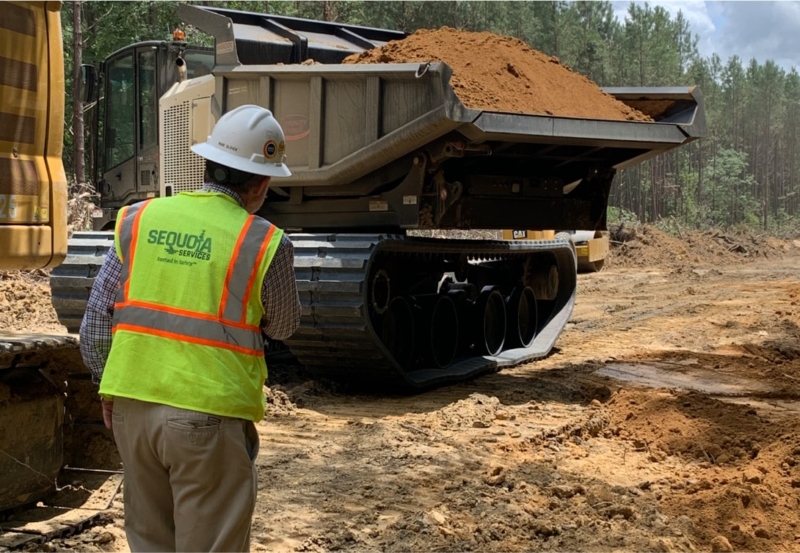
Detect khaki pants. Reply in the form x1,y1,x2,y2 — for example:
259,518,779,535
111,397,259,552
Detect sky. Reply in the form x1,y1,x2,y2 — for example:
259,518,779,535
611,1,800,70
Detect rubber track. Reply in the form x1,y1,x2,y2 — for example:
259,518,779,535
50,232,115,334
50,233,576,389
285,234,576,389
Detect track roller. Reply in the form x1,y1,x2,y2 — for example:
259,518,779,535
381,297,415,369
475,287,507,355
506,286,537,348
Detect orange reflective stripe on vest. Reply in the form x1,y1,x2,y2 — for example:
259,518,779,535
219,215,277,323
112,301,263,356
116,200,152,302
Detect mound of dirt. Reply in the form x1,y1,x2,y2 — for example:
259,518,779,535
605,388,800,551
607,223,791,269
0,271,64,333
343,28,651,122
264,385,297,416
432,392,501,430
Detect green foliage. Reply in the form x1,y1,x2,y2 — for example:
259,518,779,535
607,206,639,225
60,1,800,232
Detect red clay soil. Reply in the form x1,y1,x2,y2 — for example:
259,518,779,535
344,27,651,122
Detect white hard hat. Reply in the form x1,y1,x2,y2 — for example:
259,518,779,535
191,104,291,177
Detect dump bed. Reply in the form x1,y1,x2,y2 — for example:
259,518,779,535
182,6,407,65
170,5,706,232
215,62,704,187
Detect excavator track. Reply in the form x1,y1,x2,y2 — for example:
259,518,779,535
0,335,78,514
0,334,121,550
51,233,576,389
0,466,122,551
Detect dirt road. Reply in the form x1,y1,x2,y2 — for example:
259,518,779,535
17,229,800,552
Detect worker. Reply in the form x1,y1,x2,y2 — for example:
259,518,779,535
79,104,302,552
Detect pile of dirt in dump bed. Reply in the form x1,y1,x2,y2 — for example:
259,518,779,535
606,223,792,269
343,27,651,122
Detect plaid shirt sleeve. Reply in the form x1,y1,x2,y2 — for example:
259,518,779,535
260,233,301,340
79,248,121,384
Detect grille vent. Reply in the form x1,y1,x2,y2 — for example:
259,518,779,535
162,101,205,193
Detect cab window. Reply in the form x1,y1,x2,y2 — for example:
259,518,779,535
138,49,158,150
105,53,135,169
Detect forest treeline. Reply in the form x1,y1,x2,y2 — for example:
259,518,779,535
61,1,800,232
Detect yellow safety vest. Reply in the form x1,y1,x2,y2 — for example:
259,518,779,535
99,191,284,422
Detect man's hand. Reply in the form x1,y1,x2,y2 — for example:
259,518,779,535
101,399,114,430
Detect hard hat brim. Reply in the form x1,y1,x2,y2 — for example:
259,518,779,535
191,142,292,178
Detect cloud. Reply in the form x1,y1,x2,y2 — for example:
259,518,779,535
610,1,800,70
712,2,800,68
611,0,716,38
612,0,716,57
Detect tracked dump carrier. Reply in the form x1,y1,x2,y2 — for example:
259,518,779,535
52,5,706,389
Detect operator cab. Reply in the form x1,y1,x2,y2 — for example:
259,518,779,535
82,37,213,230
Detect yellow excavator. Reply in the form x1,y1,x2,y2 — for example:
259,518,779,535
502,230,609,273
0,1,111,532
0,0,67,268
